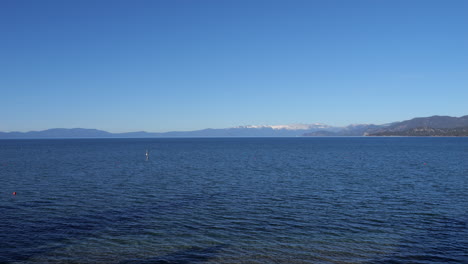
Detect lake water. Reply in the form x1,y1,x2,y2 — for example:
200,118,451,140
0,138,467,263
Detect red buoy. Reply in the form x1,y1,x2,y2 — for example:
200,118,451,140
12,192,16,195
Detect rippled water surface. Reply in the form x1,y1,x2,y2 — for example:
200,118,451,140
0,138,467,263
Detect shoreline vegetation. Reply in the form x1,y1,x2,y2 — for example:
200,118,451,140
367,127,468,137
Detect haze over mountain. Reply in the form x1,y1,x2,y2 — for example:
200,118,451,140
0,115,467,138
0,124,335,138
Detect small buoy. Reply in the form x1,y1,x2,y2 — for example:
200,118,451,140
12,192,17,195
423,163,427,165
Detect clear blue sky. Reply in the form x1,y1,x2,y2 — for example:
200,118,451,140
1,0,467,132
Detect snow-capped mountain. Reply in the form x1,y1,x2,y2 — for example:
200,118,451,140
234,123,332,130
0,123,341,138
7,115,466,138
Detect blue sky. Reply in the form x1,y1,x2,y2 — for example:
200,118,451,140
1,0,467,132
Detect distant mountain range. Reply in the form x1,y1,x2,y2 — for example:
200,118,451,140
366,115,468,136
0,124,334,138
1,115,467,138
305,115,468,136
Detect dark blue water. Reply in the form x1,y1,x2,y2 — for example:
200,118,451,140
0,138,467,263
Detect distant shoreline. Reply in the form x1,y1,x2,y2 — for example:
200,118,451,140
1,136,467,140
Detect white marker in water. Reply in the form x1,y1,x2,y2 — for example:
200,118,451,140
145,149,149,161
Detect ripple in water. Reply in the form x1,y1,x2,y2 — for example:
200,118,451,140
0,138,467,263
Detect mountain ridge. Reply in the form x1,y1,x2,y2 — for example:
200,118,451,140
1,115,467,138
